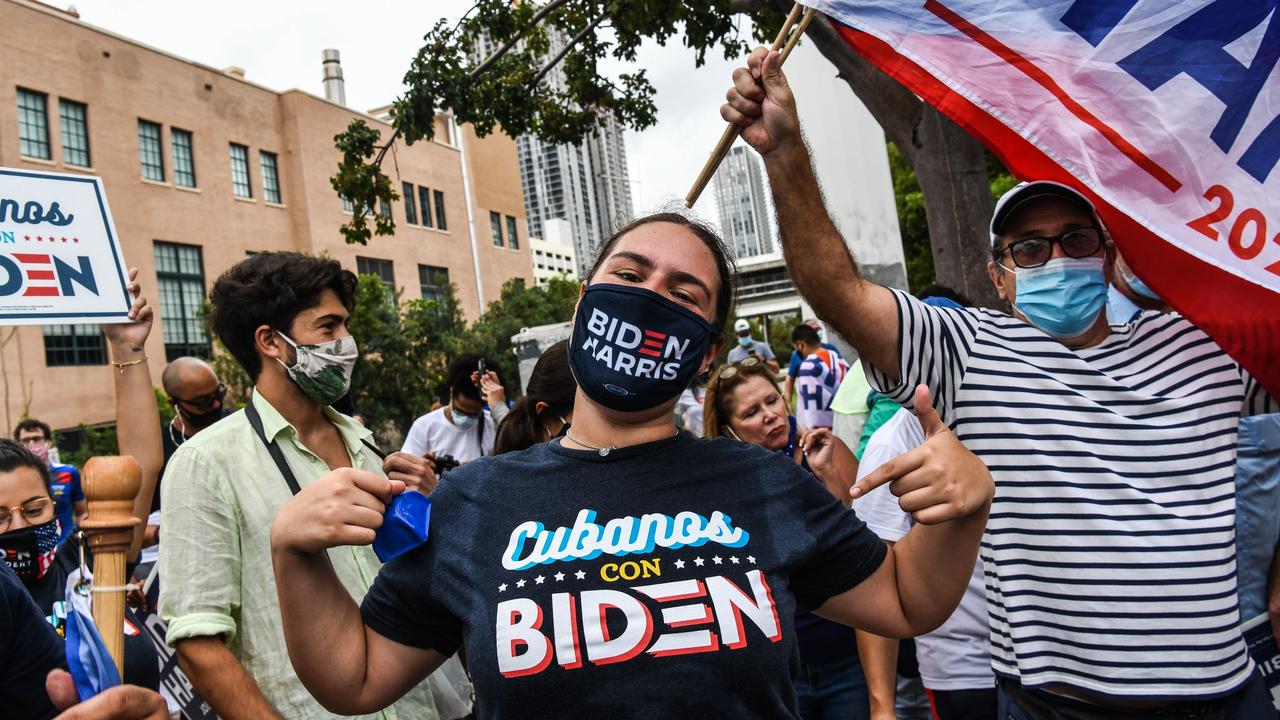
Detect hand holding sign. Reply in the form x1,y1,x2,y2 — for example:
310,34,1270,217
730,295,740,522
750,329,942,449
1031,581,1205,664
100,268,152,351
849,385,993,524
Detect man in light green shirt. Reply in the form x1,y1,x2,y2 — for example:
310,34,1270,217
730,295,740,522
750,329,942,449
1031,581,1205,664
159,253,442,720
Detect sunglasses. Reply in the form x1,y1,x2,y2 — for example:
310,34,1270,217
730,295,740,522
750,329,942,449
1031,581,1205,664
171,383,227,412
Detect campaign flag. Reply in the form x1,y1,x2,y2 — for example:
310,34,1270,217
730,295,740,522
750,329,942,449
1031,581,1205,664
0,167,131,325
809,0,1280,395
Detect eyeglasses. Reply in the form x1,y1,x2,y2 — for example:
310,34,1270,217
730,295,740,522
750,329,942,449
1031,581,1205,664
171,383,227,412
0,497,53,532
995,227,1104,269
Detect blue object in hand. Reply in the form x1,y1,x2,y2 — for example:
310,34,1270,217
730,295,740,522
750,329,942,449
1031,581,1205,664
65,584,121,702
373,490,432,562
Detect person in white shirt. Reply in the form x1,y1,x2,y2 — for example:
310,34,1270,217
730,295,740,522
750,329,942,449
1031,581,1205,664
854,407,995,720
402,354,496,466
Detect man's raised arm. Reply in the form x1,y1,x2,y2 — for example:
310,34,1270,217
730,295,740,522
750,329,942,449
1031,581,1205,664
722,47,901,378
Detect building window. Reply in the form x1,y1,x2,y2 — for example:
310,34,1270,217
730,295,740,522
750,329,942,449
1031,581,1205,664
434,190,447,230
418,186,433,228
379,198,392,221
341,195,353,213
403,182,418,225
16,88,50,160
154,241,211,360
138,120,164,181
58,99,90,167
229,143,252,198
260,151,281,204
506,215,520,250
357,256,395,301
418,264,449,304
43,324,106,366
171,128,196,188
490,211,504,247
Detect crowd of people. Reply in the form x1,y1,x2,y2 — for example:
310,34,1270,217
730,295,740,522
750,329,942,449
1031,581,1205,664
0,44,1276,720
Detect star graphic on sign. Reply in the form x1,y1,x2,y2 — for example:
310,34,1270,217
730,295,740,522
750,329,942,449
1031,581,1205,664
535,575,546,585
694,557,705,567
22,235,29,241
712,556,723,565
575,570,586,580
516,578,527,588
554,572,565,581
730,556,740,564
747,555,756,564
674,559,686,569
498,583,508,592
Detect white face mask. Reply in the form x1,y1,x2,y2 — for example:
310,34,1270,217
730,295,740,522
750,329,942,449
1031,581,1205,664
276,331,358,405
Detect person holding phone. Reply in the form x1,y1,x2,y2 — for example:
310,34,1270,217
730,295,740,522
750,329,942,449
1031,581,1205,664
402,354,497,466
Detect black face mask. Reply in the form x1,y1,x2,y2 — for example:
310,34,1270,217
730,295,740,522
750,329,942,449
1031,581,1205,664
567,284,715,413
0,518,60,583
180,405,224,430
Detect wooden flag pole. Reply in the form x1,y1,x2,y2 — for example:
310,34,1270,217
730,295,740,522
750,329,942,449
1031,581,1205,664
684,3,817,208
81,455,141,676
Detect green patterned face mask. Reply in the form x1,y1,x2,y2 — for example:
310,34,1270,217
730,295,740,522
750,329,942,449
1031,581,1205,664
275,331,358,405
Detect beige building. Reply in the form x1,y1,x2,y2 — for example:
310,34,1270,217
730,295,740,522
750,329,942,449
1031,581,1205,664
530,218,578,287
0,0,533,435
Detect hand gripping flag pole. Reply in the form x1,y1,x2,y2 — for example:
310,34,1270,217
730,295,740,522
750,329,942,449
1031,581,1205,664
81,455,142,677
684,3,818,208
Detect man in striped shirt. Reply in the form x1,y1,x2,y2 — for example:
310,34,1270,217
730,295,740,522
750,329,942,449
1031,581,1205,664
723,46,1278,718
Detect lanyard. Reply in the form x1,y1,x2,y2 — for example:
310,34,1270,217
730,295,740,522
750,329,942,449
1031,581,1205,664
243,399,384,496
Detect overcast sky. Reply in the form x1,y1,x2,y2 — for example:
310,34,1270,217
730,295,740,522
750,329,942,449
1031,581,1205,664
66,0,752,224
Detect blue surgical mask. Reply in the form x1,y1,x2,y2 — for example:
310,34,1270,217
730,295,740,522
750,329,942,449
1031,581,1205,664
1009,257,1107,339
451,404,480,430
737,335,753,348
1121,266,1161,302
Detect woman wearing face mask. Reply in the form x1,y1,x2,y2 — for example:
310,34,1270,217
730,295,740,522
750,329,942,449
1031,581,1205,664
703,358,868,720
270,212,994,719
493,341,575,455
0,269,164,698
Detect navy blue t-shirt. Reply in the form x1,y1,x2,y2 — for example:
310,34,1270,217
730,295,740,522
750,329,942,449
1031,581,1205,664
0,561,63,719
362,431,886,718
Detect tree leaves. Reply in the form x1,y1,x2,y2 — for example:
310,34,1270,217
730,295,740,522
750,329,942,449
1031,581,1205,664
332,0,750,245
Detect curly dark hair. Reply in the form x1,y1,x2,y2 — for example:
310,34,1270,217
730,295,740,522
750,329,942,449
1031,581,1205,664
208,252,357,379
13,418,51,441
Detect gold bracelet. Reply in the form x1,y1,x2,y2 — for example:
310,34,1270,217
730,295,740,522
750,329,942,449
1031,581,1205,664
111,356,147,374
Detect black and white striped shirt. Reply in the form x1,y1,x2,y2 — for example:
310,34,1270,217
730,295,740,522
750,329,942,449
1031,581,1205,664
867,289,1275,698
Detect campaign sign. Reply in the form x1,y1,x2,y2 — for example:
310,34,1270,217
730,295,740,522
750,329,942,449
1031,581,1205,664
0,167,130,325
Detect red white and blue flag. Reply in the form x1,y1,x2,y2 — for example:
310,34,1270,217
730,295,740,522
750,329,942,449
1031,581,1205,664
810,0,1280,395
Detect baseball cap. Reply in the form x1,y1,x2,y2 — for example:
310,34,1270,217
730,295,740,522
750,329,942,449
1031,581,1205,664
733,318,750,333
990,181,1100,248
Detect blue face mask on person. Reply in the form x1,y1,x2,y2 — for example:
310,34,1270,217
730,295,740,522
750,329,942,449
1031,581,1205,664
568,284,715,413
1121,266,1162,302
1010,257,1107,338
736,335,753,348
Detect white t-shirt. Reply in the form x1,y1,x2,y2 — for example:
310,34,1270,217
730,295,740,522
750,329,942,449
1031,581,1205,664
854,407,993,692
795,348,848,429
677,387,705,437
402,406,495,463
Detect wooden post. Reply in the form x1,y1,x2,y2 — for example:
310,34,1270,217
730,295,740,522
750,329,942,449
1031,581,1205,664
81,456,141,677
